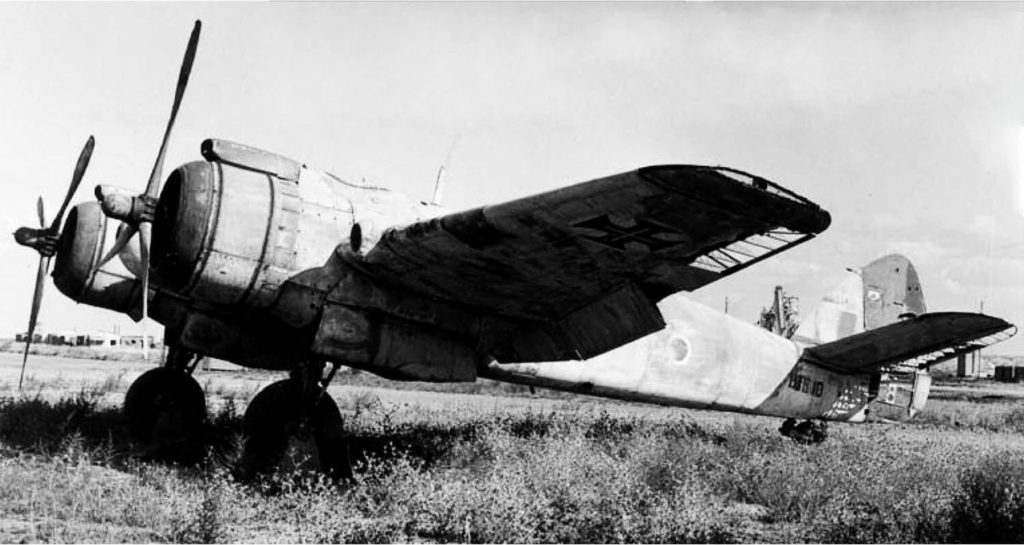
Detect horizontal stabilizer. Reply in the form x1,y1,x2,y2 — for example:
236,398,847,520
801,312,1016,374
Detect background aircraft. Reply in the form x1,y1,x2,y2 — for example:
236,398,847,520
12,22,1016,475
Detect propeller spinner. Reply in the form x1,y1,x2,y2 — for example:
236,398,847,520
12,135,95,389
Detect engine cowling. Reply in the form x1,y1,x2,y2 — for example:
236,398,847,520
151,159,356,308
52,202,143,317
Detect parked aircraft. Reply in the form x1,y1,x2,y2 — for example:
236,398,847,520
13,22,1015,474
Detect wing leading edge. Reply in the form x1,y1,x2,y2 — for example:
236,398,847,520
801,312,1017,374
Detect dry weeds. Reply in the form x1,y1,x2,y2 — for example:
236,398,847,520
0,366,1023,542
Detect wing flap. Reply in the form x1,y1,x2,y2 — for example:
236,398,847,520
801,313,1017,374
490,282,666,361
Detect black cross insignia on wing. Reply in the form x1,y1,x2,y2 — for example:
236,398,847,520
571,215,687,252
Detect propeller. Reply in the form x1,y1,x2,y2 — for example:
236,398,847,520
13,135,95,389
94,20,202,342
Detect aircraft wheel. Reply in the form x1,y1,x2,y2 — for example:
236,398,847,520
123,367,206,455
240,379,348,479
779,418,828,444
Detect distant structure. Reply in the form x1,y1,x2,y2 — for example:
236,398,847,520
76,332,121,347
121,335,160,349
757,286,800,339
995,365,1024,382
955,300,987,378
955,350,983,378
14,330,159,349
16,331,79,346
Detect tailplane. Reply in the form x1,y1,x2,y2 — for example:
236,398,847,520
802,312,1016,421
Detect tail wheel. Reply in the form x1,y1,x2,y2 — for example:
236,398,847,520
240,379,347,479
779,418,828,444
124,367,206,451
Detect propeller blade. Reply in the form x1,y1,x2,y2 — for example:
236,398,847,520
139,222,151,319
51,135,95,233
144,20,201,200
19,255,50,390
95,223,138,270
36,197,45,229
137,223,151,359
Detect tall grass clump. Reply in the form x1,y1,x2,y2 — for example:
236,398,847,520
0,391,114,453
948,453,1024,543
317,412,738,543
915,400,1024,433
168,463,250,543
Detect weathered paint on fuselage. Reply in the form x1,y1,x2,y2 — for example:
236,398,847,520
482,295,874,422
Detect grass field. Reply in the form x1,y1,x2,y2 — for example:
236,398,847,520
2,353,1024,543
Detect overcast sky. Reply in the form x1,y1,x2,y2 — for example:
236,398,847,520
3,2,1024,353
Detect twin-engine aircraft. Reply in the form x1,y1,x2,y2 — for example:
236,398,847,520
14,21,1015,474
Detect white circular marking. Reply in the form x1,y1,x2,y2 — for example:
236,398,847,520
669,337,691,364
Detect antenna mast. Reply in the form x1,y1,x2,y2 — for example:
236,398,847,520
432,165,445,205
431,134,460,206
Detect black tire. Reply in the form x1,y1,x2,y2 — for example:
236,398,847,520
240,379,348,479
124,367,206,443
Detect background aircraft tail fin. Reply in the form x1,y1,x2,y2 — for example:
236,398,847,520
792,254,926,345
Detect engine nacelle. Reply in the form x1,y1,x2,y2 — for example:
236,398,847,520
151,158,355,308
52,202,143,317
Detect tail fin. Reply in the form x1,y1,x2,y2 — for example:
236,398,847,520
793,254,926,345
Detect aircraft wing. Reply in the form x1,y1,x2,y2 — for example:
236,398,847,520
360,165,830,361
800,313,1017,374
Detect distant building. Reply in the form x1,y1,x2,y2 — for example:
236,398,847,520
16,329,81,346
14,332,42,343
956,350,983,378
121,335,160,349
43,331,77,346
995,365,1024,383
13,329,160,349
76,332,121,347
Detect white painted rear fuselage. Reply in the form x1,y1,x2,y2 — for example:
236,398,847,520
482,294,875,422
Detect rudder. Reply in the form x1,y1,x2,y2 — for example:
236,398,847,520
862,253,926,329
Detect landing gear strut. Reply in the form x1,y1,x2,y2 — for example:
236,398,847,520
779,418,828,444
240,360,348,479
123,344,206,460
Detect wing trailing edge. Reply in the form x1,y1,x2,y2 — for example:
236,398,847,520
800,312,1017,374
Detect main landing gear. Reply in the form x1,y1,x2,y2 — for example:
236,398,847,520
123,345,206,460
239,360,348,480
779,418,828,444
123,348,348,478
